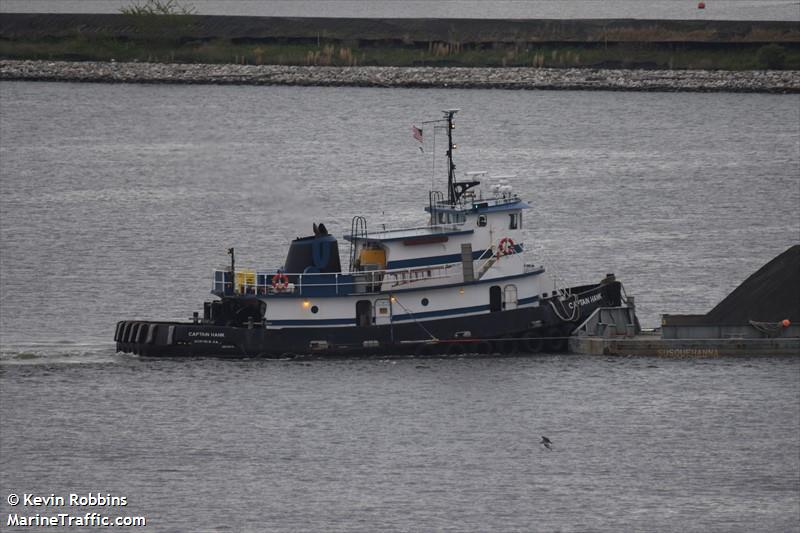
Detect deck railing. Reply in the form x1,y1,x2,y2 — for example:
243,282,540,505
213,261,465,297
213,250,539,298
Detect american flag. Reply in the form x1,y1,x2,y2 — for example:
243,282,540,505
412,125,423,142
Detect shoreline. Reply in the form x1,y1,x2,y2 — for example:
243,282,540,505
2,60,799,93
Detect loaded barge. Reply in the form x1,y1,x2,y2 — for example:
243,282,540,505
115,110,631,358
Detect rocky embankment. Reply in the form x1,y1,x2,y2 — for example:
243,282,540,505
2,60,798,93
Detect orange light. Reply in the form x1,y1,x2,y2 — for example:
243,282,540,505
303,300,310,308
782,319,791,328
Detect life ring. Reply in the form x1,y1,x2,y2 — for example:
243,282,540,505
271,272,289,292
497,237,516,257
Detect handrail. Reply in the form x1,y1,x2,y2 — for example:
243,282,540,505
214,260,465,280
474,246,496,275
430,193,520,208
214,249,538,281
213,261,465,295
213,249,538,296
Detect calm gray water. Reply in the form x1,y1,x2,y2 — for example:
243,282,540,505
1,81,799,530
1,0,799,21
1,356,799,532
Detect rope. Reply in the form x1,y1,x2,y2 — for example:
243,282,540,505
749,320,784,336
392,295,438,341
548,293,579,322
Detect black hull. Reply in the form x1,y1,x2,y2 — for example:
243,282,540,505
115,281,622,358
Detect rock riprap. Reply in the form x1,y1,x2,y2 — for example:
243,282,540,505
2,60,798,93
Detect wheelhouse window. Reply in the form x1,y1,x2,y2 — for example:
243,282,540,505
436,210,465,225
509,213,520,230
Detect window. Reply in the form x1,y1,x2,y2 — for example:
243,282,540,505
477,215,487,227
509,213,518,230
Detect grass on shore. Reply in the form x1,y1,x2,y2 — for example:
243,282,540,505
2,36,799,70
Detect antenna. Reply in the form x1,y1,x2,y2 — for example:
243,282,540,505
443,109,459,204
422,109,462,205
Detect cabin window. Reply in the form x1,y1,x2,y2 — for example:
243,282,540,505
438,212,446,225
477,215,487,227
509,213,519,230
421,298,429,306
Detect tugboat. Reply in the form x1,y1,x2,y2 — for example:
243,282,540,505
115,110,626,358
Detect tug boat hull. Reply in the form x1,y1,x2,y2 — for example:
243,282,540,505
115,281,621,358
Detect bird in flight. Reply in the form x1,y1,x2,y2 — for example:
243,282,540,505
540,436,553,451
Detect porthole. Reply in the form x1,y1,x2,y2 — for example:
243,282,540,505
421,298,429,306
311,305,319,314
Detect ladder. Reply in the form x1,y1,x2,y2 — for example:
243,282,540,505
348,216,368,272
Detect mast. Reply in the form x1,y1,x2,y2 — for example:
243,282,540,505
444,109,459,205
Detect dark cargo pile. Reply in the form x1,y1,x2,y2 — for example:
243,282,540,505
666,245,800,326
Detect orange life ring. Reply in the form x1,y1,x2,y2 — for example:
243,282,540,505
271,272,289,292
497,237,516,256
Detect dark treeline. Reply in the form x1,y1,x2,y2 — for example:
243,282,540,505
1,14,798,69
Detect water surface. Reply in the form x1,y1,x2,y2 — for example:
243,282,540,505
0,81,798,531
